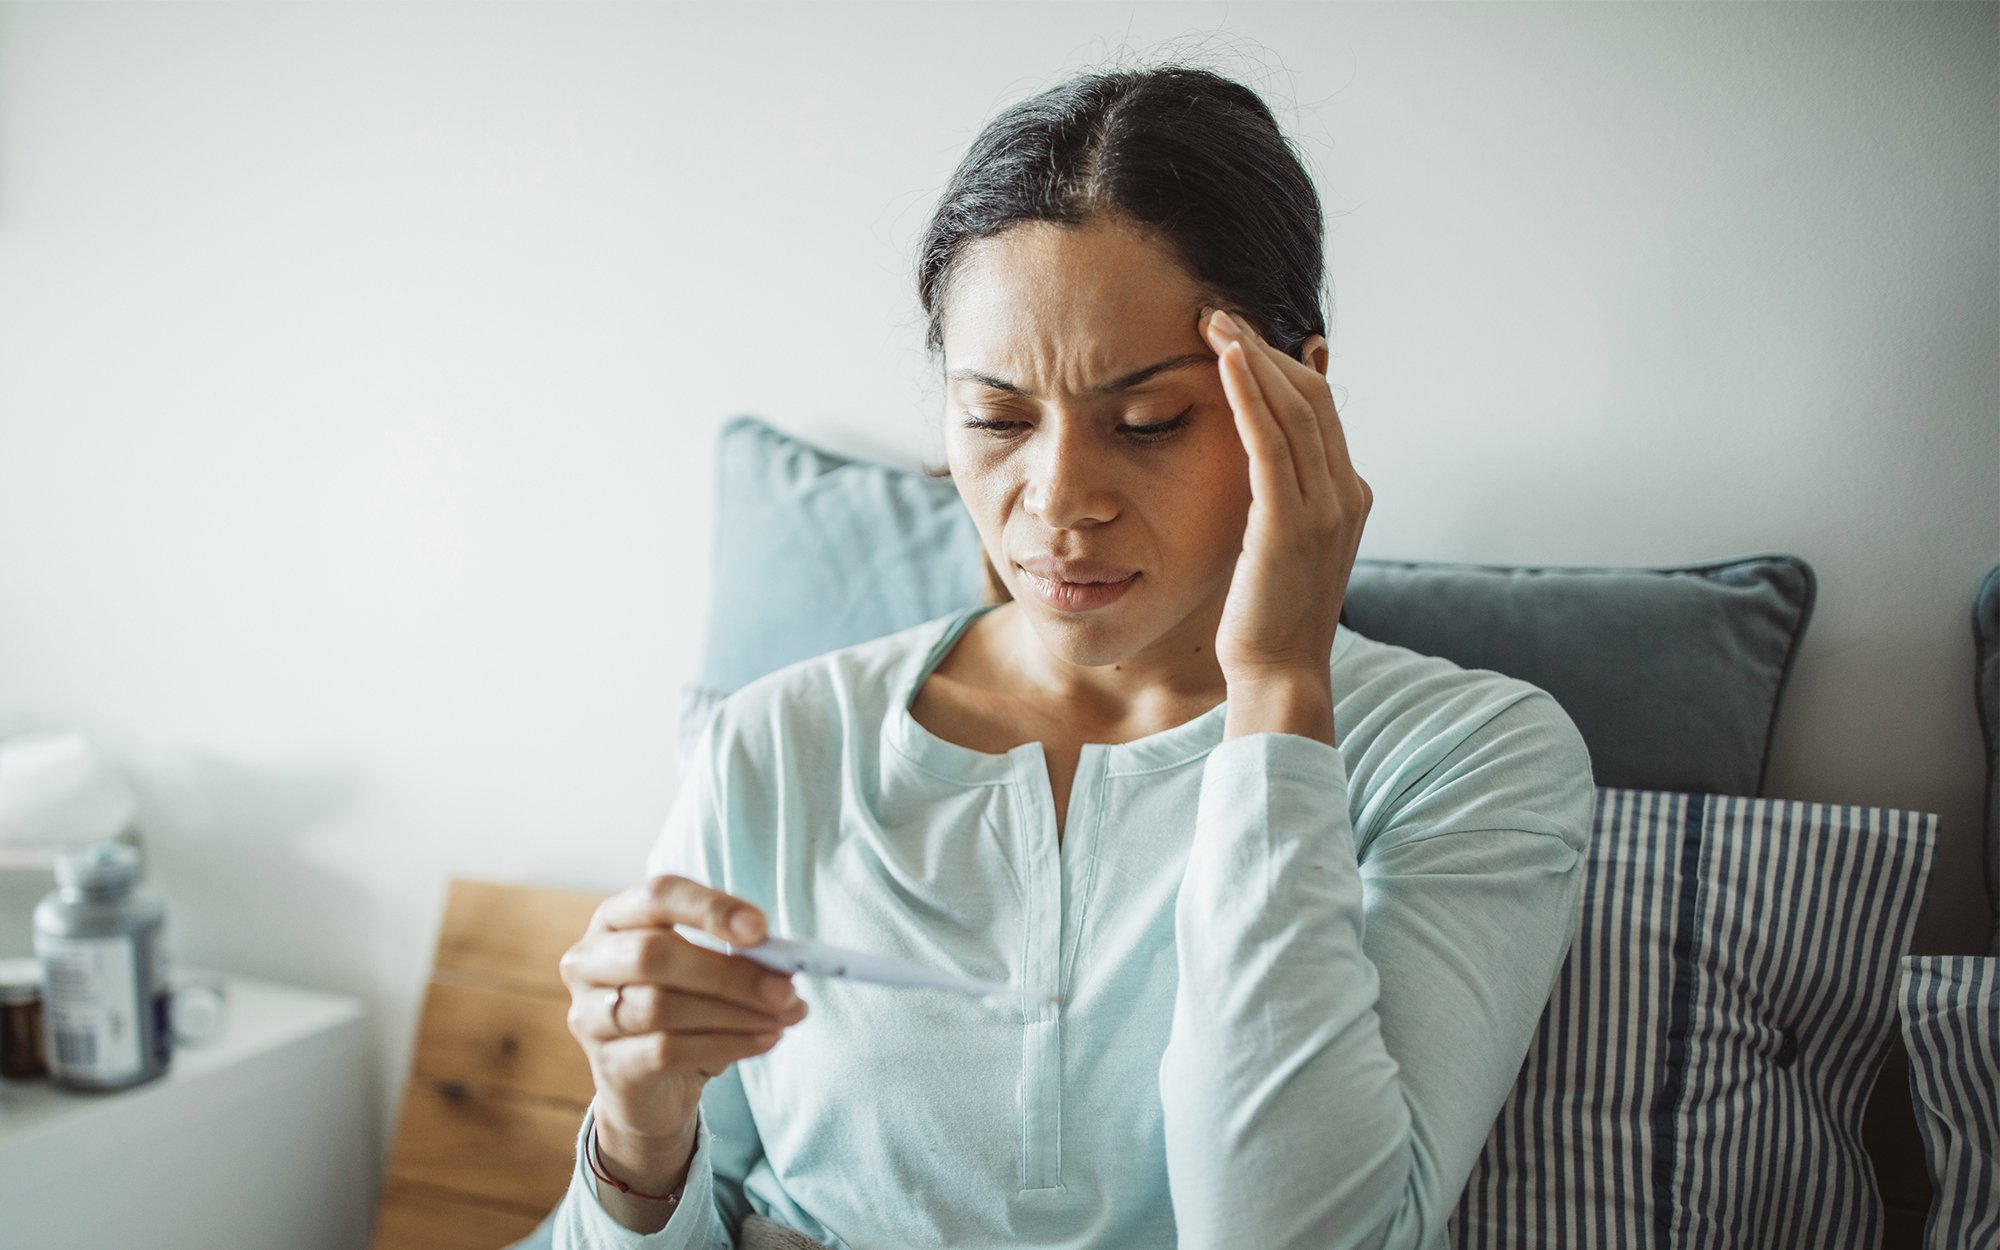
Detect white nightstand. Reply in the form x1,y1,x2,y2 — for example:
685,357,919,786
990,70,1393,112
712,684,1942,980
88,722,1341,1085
0,970,374,1250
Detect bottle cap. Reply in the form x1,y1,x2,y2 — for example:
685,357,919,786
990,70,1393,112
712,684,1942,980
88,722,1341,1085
171,981,228,1045
54,840,140,896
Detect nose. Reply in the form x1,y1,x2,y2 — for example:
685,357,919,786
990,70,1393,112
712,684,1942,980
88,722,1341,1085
1021,417,1119,530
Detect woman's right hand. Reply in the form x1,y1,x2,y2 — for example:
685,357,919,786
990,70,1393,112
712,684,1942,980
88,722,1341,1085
559,874,810,1146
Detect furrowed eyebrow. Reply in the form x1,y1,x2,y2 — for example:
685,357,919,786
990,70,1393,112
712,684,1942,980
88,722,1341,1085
945,352,1212,398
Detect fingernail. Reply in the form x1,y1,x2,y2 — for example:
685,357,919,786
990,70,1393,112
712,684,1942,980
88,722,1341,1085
731,910,762,942
761,973,795,1005
1209,309,1238,336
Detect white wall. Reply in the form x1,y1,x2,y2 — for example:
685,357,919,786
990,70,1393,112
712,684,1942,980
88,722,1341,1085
0,0,1993,1211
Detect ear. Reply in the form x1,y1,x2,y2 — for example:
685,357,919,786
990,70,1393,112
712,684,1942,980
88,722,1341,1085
1299,334,1330,376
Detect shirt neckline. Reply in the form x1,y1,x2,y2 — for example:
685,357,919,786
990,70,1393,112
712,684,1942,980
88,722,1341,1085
886,603,1358,779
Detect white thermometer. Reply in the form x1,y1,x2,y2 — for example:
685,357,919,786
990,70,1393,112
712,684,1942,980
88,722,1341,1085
708,932,1060,1010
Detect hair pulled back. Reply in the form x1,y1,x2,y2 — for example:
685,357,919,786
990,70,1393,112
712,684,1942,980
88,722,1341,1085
916,63,1329,366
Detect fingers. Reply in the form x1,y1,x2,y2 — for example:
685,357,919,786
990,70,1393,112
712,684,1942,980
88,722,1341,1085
563,926,796,1015
592,874,766,946
1286,334,1360,486
596,1028,785,1085
1202,309,1334,502
572,980,808,1043
1232,321,1333,498
1207,319,1302,515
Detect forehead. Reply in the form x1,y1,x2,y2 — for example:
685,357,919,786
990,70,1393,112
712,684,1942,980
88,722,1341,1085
942,220,1207,395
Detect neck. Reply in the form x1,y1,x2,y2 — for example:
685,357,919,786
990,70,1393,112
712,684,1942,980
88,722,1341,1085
990,598,1230,730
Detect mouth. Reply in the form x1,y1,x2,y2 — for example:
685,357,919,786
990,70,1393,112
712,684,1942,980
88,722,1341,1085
1014,555,1140,585
1016,564,1141,613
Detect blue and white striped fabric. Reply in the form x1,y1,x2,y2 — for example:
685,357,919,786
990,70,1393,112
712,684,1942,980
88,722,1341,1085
1449,789,1937,1250
1898,955,2000,1250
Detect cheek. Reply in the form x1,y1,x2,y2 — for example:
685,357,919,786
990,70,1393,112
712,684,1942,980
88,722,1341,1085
1156,434,1252,557
1160,424,1250,506
945,444,1012,528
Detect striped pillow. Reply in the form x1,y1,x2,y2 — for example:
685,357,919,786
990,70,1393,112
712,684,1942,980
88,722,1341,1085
1897,955,1999,1249
1450,789,1937,1250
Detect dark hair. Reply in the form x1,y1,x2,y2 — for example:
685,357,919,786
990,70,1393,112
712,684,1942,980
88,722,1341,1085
913,64,1331,604
916,63,1328,368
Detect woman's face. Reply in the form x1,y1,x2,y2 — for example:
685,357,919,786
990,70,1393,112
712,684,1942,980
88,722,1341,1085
940,218,1267,674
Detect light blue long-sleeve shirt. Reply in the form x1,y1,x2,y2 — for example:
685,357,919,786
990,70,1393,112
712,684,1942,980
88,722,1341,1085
554,604,1596,1250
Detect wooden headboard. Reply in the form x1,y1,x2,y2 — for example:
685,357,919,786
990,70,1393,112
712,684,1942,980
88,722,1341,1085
373,878,609,1249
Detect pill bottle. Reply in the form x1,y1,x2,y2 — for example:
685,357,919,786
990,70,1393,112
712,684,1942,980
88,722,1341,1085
0,958,47,1080
32,841,172,1091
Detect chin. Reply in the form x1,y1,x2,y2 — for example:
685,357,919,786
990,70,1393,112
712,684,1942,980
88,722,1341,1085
1015,592,1159,668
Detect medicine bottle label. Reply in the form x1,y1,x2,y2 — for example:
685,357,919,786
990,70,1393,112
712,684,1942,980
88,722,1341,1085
36,935,143,1081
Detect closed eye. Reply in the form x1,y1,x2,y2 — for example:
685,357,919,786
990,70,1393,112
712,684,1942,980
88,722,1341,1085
961,406,1194,443
1122,406,1195,440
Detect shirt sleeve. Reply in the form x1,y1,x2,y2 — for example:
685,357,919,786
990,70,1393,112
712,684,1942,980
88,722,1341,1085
550,1100,730,1250
1156,687,1596,1250
549,706,770,1248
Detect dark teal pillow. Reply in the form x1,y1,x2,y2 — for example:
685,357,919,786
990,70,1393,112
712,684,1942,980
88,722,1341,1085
1973,563,1999,956
695,415,1815,797
1340,556,1815,797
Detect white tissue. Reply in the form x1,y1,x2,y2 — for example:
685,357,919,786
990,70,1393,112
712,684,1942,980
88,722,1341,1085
0,730,138,849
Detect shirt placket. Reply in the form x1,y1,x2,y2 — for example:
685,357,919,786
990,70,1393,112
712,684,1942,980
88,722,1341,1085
1015,741,1068,1192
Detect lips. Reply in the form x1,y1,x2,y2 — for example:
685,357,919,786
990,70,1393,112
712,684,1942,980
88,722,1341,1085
1015,555,1140,585
1013,555,1141,614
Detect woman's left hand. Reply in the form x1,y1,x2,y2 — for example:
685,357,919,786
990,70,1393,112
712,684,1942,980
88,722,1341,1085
1200,307,1372,703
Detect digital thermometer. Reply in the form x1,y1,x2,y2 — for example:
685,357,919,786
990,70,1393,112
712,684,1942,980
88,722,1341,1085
695,931,1061,1010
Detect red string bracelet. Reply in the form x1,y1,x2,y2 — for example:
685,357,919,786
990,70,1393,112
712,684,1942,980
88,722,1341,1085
586,1119,685,1206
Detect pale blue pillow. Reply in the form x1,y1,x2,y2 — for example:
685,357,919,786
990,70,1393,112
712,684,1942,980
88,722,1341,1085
698,414,983,695
695,416,1815,797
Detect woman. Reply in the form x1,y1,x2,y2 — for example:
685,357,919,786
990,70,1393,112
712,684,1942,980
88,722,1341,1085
552,64,1594,1250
